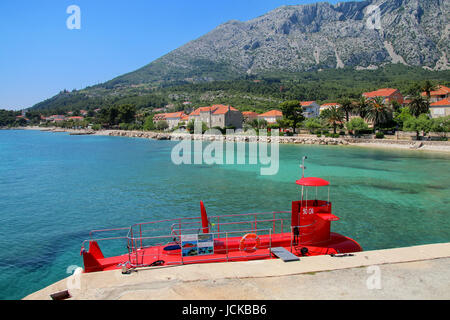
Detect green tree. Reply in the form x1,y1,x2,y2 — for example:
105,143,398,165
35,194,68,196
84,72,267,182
431,116,450,139
117,104,136,124
403,114,432,140
391,100,401,112
408,94,430,117
366,97,392,129
187,120,208,133
280,100,305,133
25,111,42,125
0,109,21,127
320,106,344,134
421,80,437,99
338,98,353,123
394,107,413,129
106,106,119,126
250,118,268,129
143,115,155,131
354,96,370,119
304,118,322,134
346,117,369,136
276,118,292,130
407,82,422,96
155,120,169,131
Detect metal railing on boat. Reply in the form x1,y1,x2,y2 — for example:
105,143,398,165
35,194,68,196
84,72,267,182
80,210,318,270
125,228,274,268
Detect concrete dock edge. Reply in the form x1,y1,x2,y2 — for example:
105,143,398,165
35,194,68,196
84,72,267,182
24,242,450,300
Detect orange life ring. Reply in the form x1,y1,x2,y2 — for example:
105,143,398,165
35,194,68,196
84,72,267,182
239,233,261,253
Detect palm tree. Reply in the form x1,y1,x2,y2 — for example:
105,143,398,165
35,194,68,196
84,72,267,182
354,96,370,119
408,94,430,117
365,97,392,130
321,106,344,134
421,80,437,99
338,98,353,123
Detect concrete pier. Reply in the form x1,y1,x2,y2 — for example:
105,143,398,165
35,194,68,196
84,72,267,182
24,243,450,300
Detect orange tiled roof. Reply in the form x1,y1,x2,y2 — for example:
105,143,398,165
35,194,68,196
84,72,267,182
154,112,187,120
153,113,166,120
164,112,186,119
300,101,317,107
363,88,399,98
212,105,237,115
258,110,283,117
421,85,450,97
430,98,450,107
189,105,237,116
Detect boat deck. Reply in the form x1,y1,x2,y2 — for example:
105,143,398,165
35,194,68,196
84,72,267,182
89,232,361,272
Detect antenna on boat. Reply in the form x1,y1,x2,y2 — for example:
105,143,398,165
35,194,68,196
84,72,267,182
300,156,307,203
300,156,307,178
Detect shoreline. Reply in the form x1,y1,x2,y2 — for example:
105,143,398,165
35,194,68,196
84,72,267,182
5,126,450,154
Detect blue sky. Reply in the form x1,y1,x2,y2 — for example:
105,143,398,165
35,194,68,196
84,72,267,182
0,0,357,110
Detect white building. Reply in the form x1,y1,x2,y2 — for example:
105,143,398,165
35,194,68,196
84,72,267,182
429,98,450,118
258,110,283,124
300,101,320,118
153,112,187,129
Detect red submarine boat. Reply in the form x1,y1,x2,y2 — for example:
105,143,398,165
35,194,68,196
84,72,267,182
81,157,362,272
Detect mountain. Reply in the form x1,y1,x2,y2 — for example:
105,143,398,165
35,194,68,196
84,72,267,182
31,0,449,111
102,0,449,88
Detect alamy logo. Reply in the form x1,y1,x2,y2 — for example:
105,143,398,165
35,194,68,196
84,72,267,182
66,265,83,290
366,265,382,290
66,5,81,30
170,122,280,176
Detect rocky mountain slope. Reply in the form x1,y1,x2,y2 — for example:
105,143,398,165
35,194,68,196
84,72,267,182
103,0,449,88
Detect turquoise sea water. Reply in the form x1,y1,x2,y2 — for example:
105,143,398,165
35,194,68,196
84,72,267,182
0,130,449,299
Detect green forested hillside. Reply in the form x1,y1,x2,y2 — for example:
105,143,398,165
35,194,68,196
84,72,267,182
30,65,450,114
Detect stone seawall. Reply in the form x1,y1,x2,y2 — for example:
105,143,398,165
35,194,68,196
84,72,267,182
97,130,450,150
7,127,449,152
98,130,350,146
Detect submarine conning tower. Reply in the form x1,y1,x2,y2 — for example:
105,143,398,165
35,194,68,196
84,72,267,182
291,157,340,245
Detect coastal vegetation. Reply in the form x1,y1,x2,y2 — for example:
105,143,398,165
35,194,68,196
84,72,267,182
0,109,23,127
28,65,449,114
4,67,449,141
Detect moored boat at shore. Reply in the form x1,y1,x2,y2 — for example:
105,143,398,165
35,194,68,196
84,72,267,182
81,157,362,273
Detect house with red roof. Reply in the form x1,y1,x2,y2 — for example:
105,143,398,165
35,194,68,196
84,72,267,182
320,103,341,114
258,110,283,124
45,115,66,122
300,101,320,118
429,98,450,118
421,85,450,103
362,88,404,105
153,112,188,129
67,116,84,121
242,111,259,122
15,115,29,122
188,105,243,129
